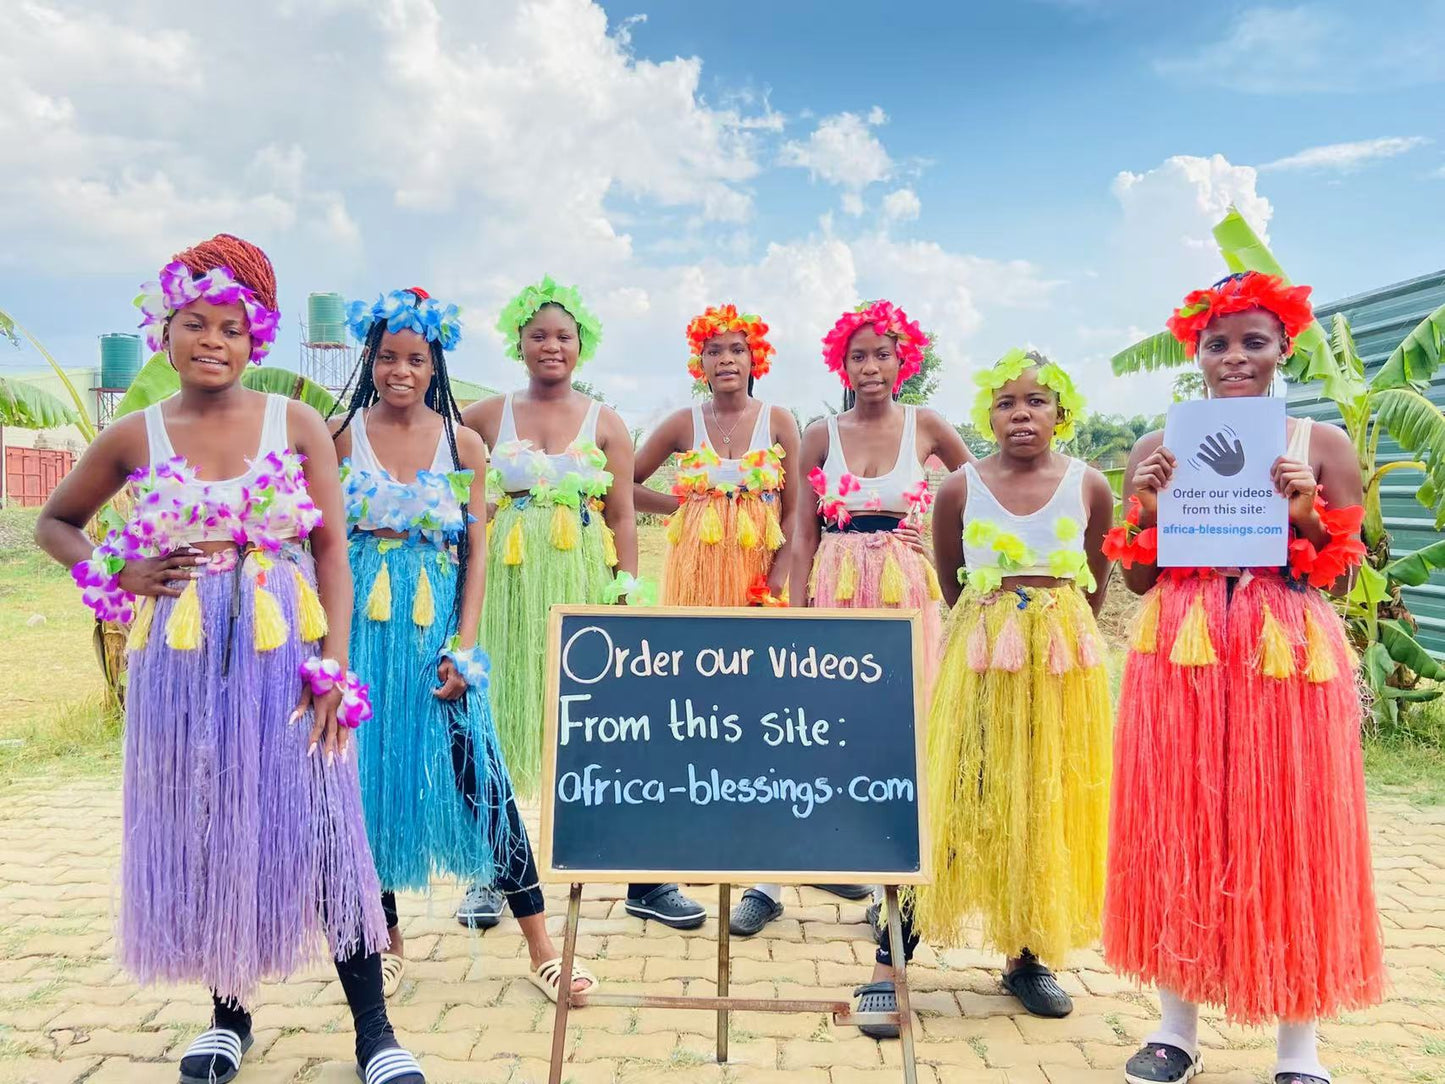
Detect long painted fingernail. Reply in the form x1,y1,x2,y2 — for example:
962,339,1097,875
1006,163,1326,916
288,709,303,726
327,750,335,767
194,555,209,564
307,741,317,758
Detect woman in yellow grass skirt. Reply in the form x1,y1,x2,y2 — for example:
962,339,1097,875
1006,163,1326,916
632,304,800,605
852,349,1115,1039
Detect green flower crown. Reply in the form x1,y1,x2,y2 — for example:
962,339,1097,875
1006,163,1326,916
497,275,603,366
970,348,1085,445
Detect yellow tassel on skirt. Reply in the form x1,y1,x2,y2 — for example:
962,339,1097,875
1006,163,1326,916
665,508,685,546
737,506,759,550
1131,591,1160,654
924,562,943,602
763,511,785,552
1169,593,1218,666
165,579,203,651
880,552,906,605
1305,609,1340,683
601,522,619,567
699,504,723,545
550,503,579,551
912,585,1112,966
126,598,156,652
1256,603,1295,679
835,551,858,601
366,560,393,622
412,566,435,627
503,521,525,566
294,568,328,641
252,581,288,652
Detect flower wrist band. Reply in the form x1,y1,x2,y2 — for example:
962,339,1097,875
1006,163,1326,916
441,643,491,691
299,655,372,728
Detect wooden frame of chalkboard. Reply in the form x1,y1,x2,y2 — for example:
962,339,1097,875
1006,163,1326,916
538,604,930,884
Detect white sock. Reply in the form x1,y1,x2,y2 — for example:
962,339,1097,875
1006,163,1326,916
1276,1020,1329,1081
1146,987,1199,1057
752,883,782,903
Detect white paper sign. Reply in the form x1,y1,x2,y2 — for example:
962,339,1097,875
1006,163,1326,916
1156,397,1289,568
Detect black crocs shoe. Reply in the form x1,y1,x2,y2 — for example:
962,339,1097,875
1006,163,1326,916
852,980,900,1041
810,883,871,900
1124,1042,1201,1084
625,884,707,930
729,888,784,936
455,884,505,929
1001,950,1073,1018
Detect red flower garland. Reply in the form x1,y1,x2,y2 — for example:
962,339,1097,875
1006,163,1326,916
686,304,774,381
1166,272,1314,358
1287,494,1367,588
747,574,788,607
1102,495,1158,569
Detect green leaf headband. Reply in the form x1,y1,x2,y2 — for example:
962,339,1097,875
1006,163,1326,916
496,274,603,366
970,348,1085,445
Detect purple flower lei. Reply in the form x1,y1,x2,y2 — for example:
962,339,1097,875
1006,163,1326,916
71,450,324,624
299,655,373,729
134,261,281,365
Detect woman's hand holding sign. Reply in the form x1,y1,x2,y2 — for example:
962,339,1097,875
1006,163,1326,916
1130,445,1176,526
1272,455,1323,537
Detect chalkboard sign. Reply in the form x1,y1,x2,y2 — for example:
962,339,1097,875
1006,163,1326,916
539,606,928,883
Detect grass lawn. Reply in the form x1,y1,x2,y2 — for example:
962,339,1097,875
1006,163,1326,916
3,504,1444,801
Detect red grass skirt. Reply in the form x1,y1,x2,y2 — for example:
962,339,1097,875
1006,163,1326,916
1103,572,1385,1023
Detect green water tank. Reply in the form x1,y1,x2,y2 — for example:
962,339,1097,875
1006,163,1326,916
99,333,143,389
307,292,348,345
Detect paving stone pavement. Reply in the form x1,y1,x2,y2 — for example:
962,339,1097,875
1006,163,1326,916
2,778,1443,1084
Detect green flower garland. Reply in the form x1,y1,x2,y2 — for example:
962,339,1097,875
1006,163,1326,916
970,347,1085,444
497,274,603,365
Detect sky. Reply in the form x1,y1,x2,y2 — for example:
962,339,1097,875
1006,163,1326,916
3,0,1443,430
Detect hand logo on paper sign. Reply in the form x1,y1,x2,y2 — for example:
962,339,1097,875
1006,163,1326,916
1193,428,1247,477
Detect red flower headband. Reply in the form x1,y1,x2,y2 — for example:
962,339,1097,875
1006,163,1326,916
686,304,775,381
821,300,928,392
1166,272,1314,358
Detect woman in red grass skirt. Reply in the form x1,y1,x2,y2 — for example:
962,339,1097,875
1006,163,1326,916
1103,272,1384,1084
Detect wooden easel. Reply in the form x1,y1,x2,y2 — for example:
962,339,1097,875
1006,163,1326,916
545,882,919,1084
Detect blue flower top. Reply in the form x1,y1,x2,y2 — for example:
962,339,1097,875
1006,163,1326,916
341,411,474,546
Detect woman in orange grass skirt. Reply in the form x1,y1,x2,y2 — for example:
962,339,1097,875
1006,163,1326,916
632,304,799,607
1104,272,1384,1084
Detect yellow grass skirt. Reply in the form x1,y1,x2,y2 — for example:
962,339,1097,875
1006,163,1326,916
911,584,1112,965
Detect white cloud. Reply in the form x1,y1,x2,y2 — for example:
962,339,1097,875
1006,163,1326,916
1261,136,1431,172
882,188,922,222
779,109,893,191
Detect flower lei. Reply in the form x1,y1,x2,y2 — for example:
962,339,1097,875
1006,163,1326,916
674,443,785,497
299,656,372,729
821,300,927,393
686,305,774,380
341,461,474,543
1288,493,1366,588
603,571,659,606
809,467,860,528
440,639,490,691
487,440,612,503
497,275,602,365
135,262,280,365
961,520,1033,593
902,480,933,528
71,452,322,623
970,348,1086,445
1101,495,1158,571
346,286,462,350
1166,272,1314,358
747,574,788,607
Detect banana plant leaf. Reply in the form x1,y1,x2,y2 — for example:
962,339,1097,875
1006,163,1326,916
1110,330,1188,375
0,307,97,441
1378,619,1445,681
1379,686,1442,702
1372,387,1445,527
114,355,337,419
1348,562,1389,609
1371,300,1445,391
1385,539,1445,586
0,375,82,429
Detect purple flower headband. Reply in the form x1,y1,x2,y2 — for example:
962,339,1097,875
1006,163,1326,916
135,261,281,365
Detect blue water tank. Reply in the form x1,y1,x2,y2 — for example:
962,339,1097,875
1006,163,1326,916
99,333,143,389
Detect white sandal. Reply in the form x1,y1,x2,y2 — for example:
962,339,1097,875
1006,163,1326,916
526,957,598,1004
381,952,406,998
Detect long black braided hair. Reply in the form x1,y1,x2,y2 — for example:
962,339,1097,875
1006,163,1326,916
330,320,472,640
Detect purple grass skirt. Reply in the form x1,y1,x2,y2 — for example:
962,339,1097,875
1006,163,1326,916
120,544,386,1003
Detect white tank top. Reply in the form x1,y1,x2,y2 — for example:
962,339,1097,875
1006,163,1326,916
821,405,925,515
143,393,297,544
687,400,773,488
489,393,606,494
961,456,1088,579
1287,415,1313,462
349,410,453,476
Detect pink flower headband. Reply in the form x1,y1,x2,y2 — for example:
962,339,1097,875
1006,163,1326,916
821,300,928,393
136,261,281,365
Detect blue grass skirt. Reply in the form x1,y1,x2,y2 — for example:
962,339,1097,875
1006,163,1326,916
348,534,519,893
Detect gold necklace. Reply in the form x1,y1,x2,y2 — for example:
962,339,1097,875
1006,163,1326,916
709,400,747,447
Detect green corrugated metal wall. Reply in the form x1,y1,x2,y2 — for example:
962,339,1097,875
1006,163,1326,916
1288,269,1445,654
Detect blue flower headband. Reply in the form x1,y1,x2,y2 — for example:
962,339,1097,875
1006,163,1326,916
347,287,463,351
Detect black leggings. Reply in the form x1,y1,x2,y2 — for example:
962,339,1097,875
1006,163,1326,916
381,693,547,924
875,903,921,967
212,946,394,1065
